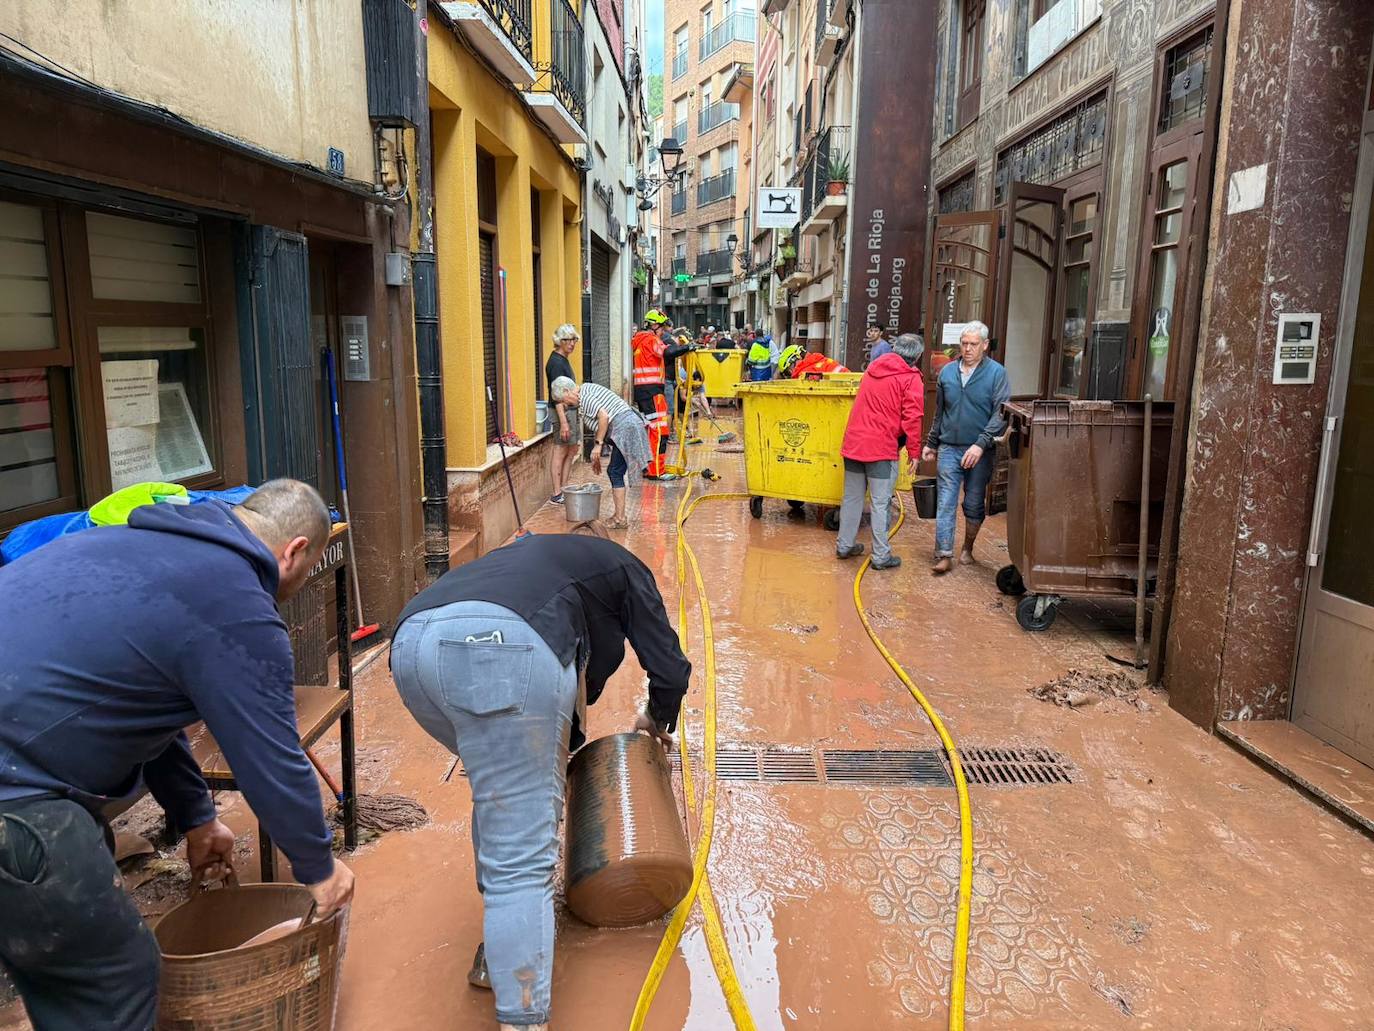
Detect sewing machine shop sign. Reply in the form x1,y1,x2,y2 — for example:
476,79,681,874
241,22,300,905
757,187,803,230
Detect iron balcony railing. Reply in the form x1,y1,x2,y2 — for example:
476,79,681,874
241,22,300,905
672,256,688,276
696,167,736,207
477,0,533,63
671,189,687,215
699,13,756,62
698,99,740,135
672,48,689,80
671,118,688,145
696,248,733,276
800,124,851,224
545,0,586,125
814,0,835,53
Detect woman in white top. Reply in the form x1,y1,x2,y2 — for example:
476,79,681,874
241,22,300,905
549,377,652,531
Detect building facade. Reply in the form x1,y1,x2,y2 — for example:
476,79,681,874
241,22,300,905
0,0,426,661
657,0,756,331
427,0,586,556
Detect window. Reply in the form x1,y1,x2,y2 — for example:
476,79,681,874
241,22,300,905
1054,190,1099,396
0,196,229,532
673,25,689,79
1158,26,1214,136
1139,160,1190,398
1033,0,1061,17
994,91,1107,204
957,0,985,130
937,170,976,214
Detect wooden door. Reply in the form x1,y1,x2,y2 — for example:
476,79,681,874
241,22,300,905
993,182,1063,398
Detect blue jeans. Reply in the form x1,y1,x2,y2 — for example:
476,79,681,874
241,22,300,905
936,444,995,557
391,602,578,1027
607,441,628,488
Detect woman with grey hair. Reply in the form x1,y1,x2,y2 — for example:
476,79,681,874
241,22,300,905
835,333,926,569
549,376,652,531
545,324,580,504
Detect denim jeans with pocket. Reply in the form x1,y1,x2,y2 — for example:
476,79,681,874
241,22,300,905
0,796,160,1030
391,601,578,1027
935,444,996,557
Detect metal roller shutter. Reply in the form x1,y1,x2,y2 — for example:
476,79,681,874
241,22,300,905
589,242,612,387
480,231,498,440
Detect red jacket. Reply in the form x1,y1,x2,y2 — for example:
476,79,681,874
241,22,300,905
841,353,925,462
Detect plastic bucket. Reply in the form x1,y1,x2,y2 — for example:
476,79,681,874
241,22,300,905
564,733,691,927
563,483,603,522
154,877,347,1030
913,477,938,519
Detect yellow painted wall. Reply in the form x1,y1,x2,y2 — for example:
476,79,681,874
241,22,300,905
429,23,583,468
0,1,373,176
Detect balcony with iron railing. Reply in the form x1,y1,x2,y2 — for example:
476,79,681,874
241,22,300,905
478,0,533,63
699,13,756,62
671,189,688,216
524,0,586,141
696,167,736,207
672,48,689,80
799,124,851,229
696,248,734,276
698,99,740,135
671,119,688,144
672,256,689,277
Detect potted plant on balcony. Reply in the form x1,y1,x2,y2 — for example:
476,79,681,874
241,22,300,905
825,152,851,196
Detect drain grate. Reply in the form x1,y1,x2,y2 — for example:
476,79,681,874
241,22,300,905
954,746,1074,786
671,748,820,782
760,749,822,783
821,749,952,786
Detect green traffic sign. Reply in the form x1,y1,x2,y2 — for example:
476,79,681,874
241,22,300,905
674,273,692,283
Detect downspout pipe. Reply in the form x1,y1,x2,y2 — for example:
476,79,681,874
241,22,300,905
414,2,450,581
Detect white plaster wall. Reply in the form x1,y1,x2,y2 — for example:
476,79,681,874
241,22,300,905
1,0,374,177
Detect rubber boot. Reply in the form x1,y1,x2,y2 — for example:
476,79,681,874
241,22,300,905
959,519,983,565
468,943,491,990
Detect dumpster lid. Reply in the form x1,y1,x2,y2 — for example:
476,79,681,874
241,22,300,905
735,379,860,397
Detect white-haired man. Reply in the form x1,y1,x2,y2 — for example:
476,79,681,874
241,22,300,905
921,320,1011,574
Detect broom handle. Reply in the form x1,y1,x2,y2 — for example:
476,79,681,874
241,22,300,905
306,746,345,802
324,348,367,628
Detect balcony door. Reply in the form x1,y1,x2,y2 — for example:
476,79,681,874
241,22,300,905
924,209,1001,375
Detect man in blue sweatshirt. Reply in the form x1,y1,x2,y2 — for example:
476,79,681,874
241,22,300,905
0,478,355,1030
921,320,1012,574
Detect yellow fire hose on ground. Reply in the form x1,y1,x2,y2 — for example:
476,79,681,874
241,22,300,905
852,496,974,1031
635,398,973,1031
629,473,757,1030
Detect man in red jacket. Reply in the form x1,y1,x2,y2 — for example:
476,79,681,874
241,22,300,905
835,333,925,569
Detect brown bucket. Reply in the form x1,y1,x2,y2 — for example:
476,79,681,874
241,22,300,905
154,875,347,1030
564,732,692,928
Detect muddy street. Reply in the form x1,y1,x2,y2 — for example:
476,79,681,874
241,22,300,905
328,439,1374,1030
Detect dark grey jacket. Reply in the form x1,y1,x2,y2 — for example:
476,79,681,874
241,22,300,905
923,357,1012,451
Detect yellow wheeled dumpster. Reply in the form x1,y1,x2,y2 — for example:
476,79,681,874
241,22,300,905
682,348,746,401
735,378,913,525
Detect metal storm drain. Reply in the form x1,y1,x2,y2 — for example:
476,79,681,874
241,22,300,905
665,746,1074,789
953,746,1075,786
821,749,952,786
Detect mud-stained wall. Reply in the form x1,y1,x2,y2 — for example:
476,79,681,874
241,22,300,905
0,0,374,178
1166,1,1374,726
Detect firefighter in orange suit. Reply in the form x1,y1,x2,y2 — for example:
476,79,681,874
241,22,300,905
632,309,675,480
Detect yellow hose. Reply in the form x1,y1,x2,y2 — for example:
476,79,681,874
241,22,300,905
629,477,756,1030
851,497,973,1031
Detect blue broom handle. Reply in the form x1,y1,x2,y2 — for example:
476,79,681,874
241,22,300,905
324,348,348,494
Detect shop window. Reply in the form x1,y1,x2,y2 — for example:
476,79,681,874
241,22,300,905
938,170,977,214
1054,191,1098,396
1158,27,1213,136
98,326,214,490
994,91,1107,205
1,194,225,534
957,0,984,130
1141,161,1188,398
86,212,201,304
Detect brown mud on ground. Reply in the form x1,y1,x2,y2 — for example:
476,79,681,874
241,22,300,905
6,427,1374,1030
1028,667,1160,713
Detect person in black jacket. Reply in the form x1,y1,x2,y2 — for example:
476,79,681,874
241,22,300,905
389,534,690,1031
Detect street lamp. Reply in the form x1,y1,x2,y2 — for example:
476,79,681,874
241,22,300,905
658,137,685,179
725,232,738,254
635,137,688,203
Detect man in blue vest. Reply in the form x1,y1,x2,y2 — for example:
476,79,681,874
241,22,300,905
922,320,1012,575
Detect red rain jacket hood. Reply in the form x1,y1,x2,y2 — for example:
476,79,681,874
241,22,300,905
841,353,925,462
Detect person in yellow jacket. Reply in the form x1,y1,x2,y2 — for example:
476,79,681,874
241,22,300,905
746,336,773,381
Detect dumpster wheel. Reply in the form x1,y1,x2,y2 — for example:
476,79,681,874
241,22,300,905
823,507,841,531
749,495,764,519
1015,594,1060,632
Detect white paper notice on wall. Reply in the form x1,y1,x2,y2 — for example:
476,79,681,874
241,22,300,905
108,425,162,490
155,383,212,482
1227,164,1269,214
102,360,160,428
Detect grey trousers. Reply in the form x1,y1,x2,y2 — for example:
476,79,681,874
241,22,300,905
836,458,897,562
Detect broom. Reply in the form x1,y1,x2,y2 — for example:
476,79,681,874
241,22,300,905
306,748,429,834
323,348,380,644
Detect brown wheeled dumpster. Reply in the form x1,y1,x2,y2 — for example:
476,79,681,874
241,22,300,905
997,400,1174,631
